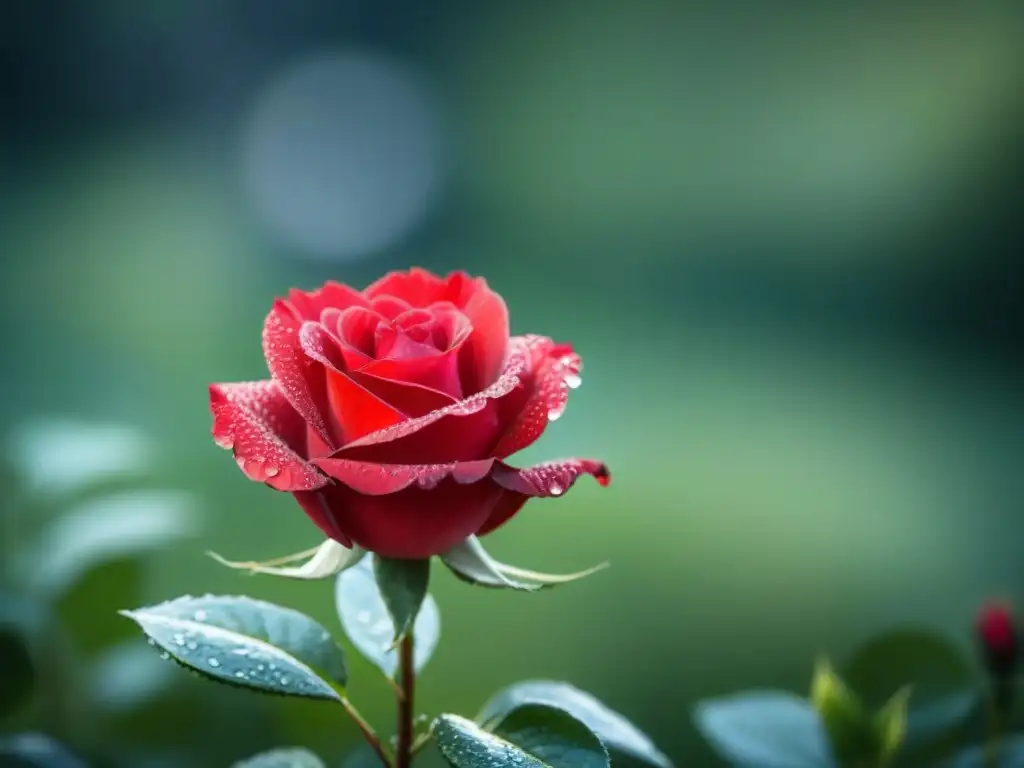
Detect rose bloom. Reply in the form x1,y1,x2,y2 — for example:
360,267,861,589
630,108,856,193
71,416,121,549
208,268,610,559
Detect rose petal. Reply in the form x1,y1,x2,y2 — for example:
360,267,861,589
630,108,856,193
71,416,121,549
477,458,611,536
347,372,456,418
335,306,385,364
458,278,510,394
299,322,407,443
314,457,495,494
287,281,369,321
294,490,354,547
299,478,505,559
370,295,412,320
262,300,334,446
328,337,542,464
364,267,448,306
491,337,581,459
208,380,328,491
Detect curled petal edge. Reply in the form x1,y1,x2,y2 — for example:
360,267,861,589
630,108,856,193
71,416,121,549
207,540,365,580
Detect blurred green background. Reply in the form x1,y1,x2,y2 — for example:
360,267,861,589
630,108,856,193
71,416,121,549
2,2,1024,765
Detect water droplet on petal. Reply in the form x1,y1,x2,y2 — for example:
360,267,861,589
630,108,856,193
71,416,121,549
549,483,564,496
564,373,582,389
265,466,280,478
547,407,564,422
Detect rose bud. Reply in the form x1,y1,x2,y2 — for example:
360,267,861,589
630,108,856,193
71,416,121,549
976,601,1018,682
208,269,610,560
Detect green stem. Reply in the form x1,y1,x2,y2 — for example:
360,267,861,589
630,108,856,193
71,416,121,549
341,696,392,768
985,689,1002,768
395,632,416,768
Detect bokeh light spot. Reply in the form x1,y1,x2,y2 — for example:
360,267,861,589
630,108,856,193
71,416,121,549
243,50,443,262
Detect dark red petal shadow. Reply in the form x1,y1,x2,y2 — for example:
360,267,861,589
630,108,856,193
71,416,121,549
303,479,505,559
209,380,328,492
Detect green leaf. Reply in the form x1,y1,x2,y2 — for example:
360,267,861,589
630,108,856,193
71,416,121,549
439,537,538,590
0,733,87,767
939,735,1024,767
22,490,198,600
489,704,609,768
693,691,837,768
336,556,440,677
372,556,430,642
434,711,606,768
873,686,911,764
120,594,346,701
231,747,326,767
810,660,876,766
7,419,152,498
841,628,973,710
88,640,178,713
479,680,671,768
905,689,981,747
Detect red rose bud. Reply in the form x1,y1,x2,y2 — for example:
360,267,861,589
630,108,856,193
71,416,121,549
208,268,611,559
977,602,1018,681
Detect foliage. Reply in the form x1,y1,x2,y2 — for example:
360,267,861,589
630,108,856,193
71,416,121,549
0,419,200,766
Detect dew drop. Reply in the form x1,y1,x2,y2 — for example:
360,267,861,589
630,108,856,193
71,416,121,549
235,671,246,679
265,466,280,478
186,641,198,651
159,651,170,660
547,407,564,422
173,633,186,646
549,483,564,496
147,638,156,647
208,658,220,668
280,675,290,685
563,373,582,389
193,609,208,621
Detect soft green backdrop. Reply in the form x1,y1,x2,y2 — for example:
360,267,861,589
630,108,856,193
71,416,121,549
2,3,1024,765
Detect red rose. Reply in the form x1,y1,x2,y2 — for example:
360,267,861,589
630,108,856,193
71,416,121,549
208,268,610,559
977,601,1018,678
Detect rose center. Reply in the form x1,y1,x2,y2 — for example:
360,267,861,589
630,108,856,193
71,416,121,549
331,304,469,363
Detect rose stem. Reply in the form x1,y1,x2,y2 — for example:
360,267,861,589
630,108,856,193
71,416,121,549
395,631,416,768
341,696,392,768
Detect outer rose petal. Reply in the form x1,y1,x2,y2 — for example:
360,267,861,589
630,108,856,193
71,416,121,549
491,336,580,459
364,267,448,306
209,380,328,492
287,281,369,321
300,479,506,559
314,457,495,494
477,458,611,536
262,300,334,445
